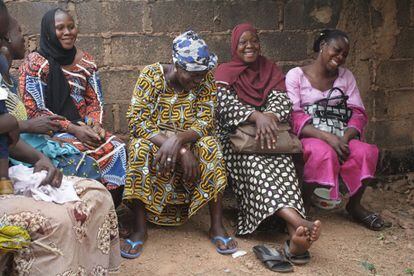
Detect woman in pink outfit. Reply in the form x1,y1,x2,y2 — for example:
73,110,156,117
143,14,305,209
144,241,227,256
285,29,388,231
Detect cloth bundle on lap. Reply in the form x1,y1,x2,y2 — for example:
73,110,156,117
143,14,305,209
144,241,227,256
9,164,79,203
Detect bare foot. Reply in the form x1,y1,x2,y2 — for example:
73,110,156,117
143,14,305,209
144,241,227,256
120,231,147,257
290,226,312,255
309,220,322,242
209,224,238,252
299,219,322,242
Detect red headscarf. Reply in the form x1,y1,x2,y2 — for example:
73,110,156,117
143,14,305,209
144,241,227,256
214,23,286,107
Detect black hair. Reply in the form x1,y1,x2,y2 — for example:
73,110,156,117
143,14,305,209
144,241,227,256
313,29,349,52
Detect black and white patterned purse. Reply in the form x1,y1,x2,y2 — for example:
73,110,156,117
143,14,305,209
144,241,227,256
304,87,352,136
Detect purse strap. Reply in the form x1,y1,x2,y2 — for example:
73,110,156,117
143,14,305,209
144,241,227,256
315,87,349,120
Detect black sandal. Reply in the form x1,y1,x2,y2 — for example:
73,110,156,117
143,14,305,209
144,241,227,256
353,213,391,231
253,245,293,273
283,240,311,265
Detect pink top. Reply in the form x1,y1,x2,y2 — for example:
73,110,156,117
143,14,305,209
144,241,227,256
285,66,368,136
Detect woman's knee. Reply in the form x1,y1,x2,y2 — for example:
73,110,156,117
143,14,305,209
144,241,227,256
348,140,379,161
128,138,154,162
302,138,337,162
195,136,223,159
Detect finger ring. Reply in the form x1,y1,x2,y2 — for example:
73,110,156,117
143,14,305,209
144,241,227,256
167,157,172,162
48,131,53,136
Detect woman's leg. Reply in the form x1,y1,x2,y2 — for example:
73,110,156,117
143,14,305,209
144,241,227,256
109,186,123,208
121,138,155,256
120,199,147,256
302,183,317,213
208,193,238,251
301,138,341,211
276,207,321,251
342,140,386,230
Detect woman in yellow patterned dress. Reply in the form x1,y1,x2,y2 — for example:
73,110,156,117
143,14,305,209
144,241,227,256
122,30,237,258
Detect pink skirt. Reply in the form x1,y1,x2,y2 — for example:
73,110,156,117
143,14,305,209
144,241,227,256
301,138,379,200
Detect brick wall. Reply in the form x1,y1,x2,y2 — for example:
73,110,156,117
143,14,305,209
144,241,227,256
5,0,414,174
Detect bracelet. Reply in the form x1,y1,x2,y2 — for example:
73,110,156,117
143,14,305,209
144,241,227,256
0,178,13,195
179,147,187,155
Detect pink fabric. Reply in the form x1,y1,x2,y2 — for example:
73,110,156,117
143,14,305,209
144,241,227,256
285,66,367,136
286,66,378,199
291,110,312,136
347,106,368,135
302,138,379,200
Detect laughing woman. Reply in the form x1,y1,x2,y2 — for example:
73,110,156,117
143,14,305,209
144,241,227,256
215,23,321,266
285,29,387,231
19,8,126,205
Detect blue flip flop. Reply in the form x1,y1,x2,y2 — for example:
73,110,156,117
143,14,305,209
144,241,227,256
211,236,238,255
121,239,143,259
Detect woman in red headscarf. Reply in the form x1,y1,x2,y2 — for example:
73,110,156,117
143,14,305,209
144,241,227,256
215,23,321,265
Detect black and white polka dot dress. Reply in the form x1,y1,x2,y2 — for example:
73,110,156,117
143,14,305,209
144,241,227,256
216,85,305,235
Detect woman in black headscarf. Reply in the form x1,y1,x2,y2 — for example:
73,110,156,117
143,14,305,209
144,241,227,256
19,8,127,205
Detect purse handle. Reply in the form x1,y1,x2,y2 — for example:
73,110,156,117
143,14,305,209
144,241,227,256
315,87,349,120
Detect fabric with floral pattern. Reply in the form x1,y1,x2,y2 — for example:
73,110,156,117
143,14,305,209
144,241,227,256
0,177,120,275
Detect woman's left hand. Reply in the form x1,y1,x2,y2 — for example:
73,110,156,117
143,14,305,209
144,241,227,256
34,157,63,188
153,135,183,175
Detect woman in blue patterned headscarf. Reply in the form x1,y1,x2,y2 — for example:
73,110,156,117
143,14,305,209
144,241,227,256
122,30,237,259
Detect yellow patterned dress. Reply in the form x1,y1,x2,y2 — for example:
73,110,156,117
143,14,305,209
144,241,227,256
124,63,227,226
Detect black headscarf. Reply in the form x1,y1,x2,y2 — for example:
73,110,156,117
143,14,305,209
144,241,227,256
38,8,80,121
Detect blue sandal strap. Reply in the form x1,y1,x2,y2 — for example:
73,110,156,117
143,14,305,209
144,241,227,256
125,239,143,249
211,236,233,246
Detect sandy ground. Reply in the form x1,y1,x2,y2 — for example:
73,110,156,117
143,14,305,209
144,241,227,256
117,174,414,276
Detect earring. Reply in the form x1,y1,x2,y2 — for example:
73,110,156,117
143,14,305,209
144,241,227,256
320,49,323,53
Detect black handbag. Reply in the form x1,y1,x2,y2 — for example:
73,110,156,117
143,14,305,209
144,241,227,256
304,87,352,136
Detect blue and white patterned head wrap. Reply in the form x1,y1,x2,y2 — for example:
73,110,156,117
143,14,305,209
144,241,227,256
172,30,217,72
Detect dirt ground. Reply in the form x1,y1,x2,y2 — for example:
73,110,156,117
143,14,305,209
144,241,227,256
117,173,414,276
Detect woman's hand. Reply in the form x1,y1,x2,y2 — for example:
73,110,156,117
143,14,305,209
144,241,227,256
251,111,279,150
324,132,350,162
84,118,106,140
19,115,65,135
68,124,102,149
33,156,63,188
153,135,183,175
179,150,200,183
92,124,106,140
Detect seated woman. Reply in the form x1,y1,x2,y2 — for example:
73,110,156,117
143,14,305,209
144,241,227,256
122,30,237,258
19,8,126,205
0,4,120,274
1,17,100,181
285,29,386,230
215,23,321,265
0,141,121,275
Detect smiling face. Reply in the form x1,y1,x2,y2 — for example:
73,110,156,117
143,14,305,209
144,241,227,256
54,10,77,50
320,37,349,72
175,65,208,91
236,30,260,64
